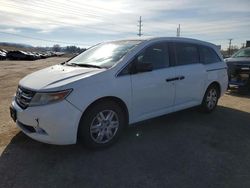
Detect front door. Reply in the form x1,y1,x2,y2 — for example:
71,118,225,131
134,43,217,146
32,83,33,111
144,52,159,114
130,42,176,122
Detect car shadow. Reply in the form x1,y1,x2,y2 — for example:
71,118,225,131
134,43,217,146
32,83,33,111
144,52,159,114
227,88,250,99
1,106,250,188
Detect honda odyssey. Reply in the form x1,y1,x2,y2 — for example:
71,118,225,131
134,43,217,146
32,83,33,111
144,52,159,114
10,37,228,148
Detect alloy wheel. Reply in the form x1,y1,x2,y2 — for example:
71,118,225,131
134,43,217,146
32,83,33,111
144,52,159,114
90,110,119,144
206,88,217,110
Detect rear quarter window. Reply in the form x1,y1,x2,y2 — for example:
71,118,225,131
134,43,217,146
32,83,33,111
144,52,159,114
199,46,221,64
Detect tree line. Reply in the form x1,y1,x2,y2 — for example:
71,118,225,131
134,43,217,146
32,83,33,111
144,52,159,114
52,44,86,54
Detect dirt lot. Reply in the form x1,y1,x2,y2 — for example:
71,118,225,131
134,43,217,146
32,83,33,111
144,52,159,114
0,58,250,188
0,57,69,151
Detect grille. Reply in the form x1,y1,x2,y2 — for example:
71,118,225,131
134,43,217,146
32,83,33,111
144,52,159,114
15,86,36,109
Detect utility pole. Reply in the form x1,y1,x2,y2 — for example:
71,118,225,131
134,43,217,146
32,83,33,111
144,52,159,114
241,43,245,48
176,24,180,37
137,16,143,37
228,38,233,56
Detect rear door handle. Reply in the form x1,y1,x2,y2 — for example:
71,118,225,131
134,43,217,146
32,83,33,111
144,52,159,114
166,77,179,82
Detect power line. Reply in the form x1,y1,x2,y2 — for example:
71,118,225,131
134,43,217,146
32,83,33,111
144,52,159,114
1,3,136,34
0,31,89,46
2,1,132,30
18,0,115,13
13,0,112,14
137,16,143,37
52,0,115,13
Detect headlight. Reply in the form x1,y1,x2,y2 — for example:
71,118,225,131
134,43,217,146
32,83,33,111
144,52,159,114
29,89,72,106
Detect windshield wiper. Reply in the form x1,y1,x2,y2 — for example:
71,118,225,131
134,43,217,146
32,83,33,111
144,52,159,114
66,63,104,69
61,55,78,65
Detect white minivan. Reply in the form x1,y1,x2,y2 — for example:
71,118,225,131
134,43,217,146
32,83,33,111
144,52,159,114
10,37,228,148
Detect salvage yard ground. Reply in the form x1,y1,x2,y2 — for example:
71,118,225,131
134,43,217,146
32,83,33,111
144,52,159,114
0,57,250,188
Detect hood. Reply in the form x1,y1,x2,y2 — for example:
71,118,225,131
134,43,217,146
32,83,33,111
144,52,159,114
19,64,103,91
225,57,250,65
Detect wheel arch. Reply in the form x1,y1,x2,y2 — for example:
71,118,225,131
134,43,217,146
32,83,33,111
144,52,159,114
77,96,129,141
207,81,221,97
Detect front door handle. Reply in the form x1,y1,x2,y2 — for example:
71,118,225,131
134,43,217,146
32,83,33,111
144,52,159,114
166,77,179,82
179,76,185,80
166,76,185,82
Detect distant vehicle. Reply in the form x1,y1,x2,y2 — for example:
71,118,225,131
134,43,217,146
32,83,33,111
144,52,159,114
225,47,250,90
52,52,64,57
25,52,36,60
39,53,48,59
27,52,41,60
7,50,38,60
10,37,228,148
0,49,8,53
7,51,28,60
0,51,6,60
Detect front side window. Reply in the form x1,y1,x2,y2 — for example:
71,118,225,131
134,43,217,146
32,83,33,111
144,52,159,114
67,40,141,68
137,43,170,70
200,46,221,64
175,43,199,65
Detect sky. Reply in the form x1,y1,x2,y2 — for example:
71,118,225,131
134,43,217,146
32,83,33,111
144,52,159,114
0,0,249,49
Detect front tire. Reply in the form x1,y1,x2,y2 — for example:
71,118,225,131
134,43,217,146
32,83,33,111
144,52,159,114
200,85,219,113
78,101,126,148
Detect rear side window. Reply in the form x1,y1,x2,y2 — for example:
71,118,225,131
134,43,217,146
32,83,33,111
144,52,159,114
138,43,170,70
199,46,221,64
175,43,199,65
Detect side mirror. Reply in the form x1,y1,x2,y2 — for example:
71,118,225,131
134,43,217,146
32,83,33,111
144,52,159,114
135,62,153,73
129,54,153,74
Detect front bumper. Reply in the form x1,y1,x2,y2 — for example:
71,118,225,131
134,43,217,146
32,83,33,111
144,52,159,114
228,80,249,87
11,98,82,145
228,65,250,87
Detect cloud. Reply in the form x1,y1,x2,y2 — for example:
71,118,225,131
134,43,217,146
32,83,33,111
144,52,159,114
0,0,249,48
0,28,21,34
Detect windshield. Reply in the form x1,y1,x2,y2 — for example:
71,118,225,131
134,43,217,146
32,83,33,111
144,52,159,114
66,40,142,68
232,48,250,58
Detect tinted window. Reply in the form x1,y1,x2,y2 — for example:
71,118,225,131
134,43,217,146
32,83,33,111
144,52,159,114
137,43,169,70
175,43,199,65
200,46,221,64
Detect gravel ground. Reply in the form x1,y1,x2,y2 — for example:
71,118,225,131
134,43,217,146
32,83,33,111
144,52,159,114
0,57,69,151
0,58,250,188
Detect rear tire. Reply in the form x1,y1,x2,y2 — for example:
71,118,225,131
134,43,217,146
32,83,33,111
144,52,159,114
200,84,219,113
78,101,126,148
